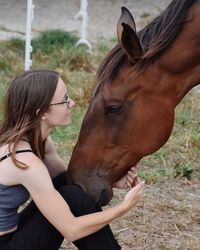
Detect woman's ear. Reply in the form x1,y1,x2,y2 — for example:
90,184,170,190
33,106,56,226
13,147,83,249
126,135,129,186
36,109,47,120
40,114,47,121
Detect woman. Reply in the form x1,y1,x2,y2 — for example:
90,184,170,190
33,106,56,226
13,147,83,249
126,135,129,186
0,69,144,250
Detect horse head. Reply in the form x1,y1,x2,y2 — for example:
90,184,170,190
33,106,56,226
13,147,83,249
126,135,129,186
68,0,200,206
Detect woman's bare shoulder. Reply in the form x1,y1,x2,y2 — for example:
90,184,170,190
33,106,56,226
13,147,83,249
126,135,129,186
0,147,48,186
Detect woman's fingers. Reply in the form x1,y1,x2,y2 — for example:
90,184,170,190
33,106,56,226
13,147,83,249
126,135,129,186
127,175,134,183
133,176,140,186
128,170,136,179
124,180,145,206
125,163,142,188
126,171,141,187
130,163,140,172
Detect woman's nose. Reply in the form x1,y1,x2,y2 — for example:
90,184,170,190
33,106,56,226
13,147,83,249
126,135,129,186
69,99,75,108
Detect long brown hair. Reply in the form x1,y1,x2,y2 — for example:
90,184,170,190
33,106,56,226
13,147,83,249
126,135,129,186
0,69,59,168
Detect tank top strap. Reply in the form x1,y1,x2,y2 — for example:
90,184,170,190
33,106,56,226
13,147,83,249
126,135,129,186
0,149,33,162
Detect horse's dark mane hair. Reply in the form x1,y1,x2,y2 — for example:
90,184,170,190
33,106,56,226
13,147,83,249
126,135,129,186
137,0,197,66
93,0,197,97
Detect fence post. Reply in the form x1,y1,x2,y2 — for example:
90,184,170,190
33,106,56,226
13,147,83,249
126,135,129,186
25,0,34,71
75,0,92,51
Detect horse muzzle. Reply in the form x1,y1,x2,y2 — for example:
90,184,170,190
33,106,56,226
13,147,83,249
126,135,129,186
67,170,113,207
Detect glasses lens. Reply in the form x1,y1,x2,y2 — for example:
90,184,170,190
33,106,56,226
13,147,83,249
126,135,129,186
50,94,71,107
65,95,70,108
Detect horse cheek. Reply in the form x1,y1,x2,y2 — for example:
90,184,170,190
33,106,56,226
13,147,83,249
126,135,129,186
144,109,175,155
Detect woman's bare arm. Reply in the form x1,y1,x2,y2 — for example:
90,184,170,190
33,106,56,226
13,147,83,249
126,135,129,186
17,153,144,241
43,136,67,178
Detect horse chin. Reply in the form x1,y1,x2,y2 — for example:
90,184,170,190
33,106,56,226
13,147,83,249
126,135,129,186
97,188,113,207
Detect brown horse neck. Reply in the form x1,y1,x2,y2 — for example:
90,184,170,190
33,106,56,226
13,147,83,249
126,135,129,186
154,1,200,105
153,62,200,106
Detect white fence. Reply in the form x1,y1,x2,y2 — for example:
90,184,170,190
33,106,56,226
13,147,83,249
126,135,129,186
25,0,91,71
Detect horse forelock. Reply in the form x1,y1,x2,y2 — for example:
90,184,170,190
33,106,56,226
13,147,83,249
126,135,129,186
93,0,198,98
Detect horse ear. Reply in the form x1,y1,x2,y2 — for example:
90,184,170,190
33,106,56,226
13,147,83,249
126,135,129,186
121,23,143,62
117,7,136,43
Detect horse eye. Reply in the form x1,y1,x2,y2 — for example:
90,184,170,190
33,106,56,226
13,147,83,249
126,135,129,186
105,105,122,114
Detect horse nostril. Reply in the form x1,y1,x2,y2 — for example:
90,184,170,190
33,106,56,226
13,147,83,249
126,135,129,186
97,170,104,177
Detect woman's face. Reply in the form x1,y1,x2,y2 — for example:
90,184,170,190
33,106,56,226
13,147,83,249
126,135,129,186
44,77,75,127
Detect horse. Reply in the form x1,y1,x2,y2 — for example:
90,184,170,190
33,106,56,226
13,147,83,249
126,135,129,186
67,0,200,207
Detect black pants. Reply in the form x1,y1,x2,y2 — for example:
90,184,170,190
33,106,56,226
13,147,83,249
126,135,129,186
0,171,121,250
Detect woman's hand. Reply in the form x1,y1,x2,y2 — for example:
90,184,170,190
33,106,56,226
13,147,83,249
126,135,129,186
122,178,145,211
113,165,139,189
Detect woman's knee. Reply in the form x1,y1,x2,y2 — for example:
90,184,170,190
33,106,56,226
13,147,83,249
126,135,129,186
52,171,67,189
58,185,97,216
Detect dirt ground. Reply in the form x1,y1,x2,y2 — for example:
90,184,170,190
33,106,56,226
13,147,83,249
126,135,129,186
60,179,200,250
1,0,200,249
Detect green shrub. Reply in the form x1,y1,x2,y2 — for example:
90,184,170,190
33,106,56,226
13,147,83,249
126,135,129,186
32,30,78,54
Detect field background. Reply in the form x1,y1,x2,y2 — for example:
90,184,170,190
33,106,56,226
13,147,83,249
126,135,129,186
0,0,200,249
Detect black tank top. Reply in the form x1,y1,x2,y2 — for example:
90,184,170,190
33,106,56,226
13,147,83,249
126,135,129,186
0,149,33,231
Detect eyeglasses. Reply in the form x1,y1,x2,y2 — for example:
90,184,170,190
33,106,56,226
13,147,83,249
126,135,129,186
50,94,70,109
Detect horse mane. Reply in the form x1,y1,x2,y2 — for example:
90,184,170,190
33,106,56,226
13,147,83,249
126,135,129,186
93,0,197,97
137,0,197,67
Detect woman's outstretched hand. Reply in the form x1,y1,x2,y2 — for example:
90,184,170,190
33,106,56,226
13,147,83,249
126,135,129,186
122,178,145,211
